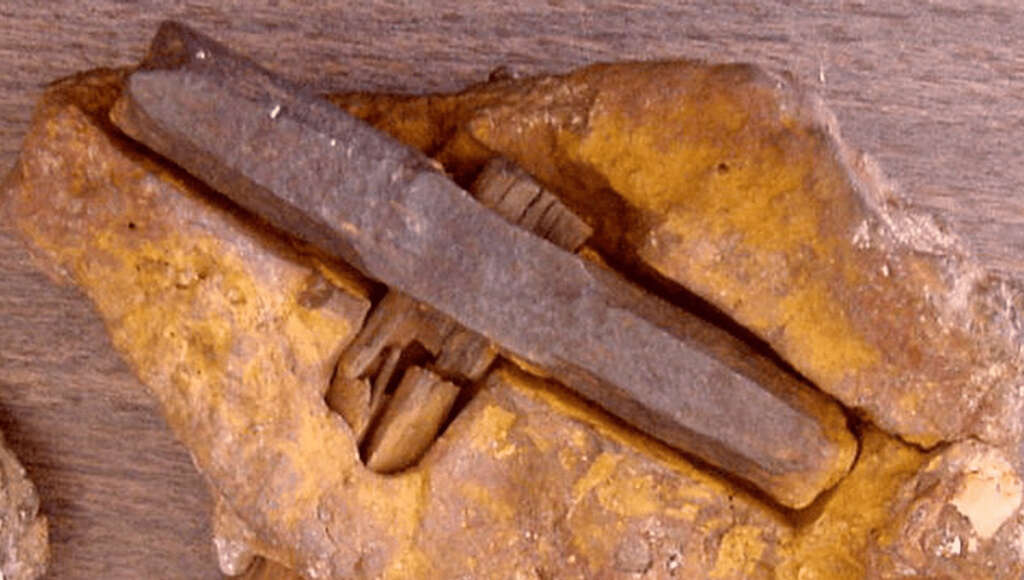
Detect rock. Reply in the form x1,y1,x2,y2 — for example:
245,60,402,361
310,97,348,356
2,68,791,578
0,431,48,580
5,43,1024,578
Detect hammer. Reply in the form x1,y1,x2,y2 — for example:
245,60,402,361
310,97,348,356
111,21,855,509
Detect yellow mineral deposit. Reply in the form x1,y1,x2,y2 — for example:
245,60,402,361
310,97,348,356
777,428,927,580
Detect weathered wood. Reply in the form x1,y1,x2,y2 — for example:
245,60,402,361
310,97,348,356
434,328,496,381
472,157,593,252
324,375,372,441
363,366,460,473
2,2,1023,577
334,292,426,383
329,158,574,470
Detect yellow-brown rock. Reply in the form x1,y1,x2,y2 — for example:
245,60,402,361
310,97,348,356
3,68,792,579
5,62,1024,578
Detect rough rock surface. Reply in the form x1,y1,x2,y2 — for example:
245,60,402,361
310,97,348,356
0,431,48,580
3,58,1023,578
868,440,1024,579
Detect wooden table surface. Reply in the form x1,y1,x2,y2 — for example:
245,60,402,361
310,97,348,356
2,2,1023,578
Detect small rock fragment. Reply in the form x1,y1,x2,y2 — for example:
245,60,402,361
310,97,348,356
213,499,258,576
949,446,1023,540
614,535,652,573
0,432,48,580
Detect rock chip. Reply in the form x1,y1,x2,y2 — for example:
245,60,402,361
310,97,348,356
0,431,48,580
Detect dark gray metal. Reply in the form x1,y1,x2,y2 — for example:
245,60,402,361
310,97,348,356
111,21,852,507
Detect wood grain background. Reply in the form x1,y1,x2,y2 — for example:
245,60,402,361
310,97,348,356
2,2,1023,578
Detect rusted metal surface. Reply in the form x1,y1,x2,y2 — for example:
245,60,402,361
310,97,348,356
110,21,854,509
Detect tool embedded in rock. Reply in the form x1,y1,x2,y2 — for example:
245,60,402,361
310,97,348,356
110,21,856,508
327,159,585,472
